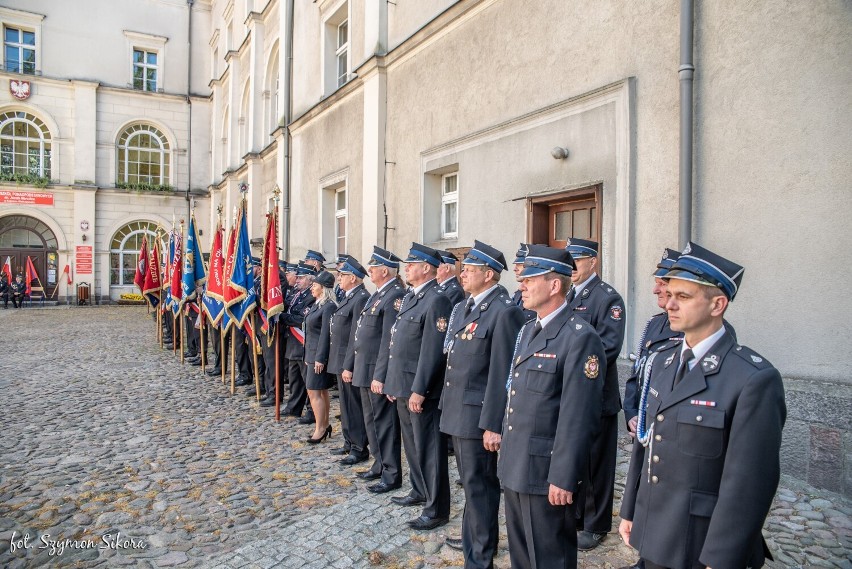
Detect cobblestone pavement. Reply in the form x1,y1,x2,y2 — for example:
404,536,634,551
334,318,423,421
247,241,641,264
0,306,850,568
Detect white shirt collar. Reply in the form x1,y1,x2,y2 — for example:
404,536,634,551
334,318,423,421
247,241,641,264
412,278,436,296
682,325,726,369
470,284,499,310
376,279,396,293
537,301,569,331
572,273,597,297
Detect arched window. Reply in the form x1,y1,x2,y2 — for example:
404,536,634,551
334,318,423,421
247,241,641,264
116,124,170,187
0,214,57,249
110,221,158,286
0,111,52,178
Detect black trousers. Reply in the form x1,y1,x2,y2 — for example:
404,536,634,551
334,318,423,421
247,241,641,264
338,374,368,455
209,325,229,370
360,386,400,481
576,413,618,533
453,436,500,569
233,332,252,377
261,332,286,399
397,397,450,519
504,489,578,569
283,359,307,416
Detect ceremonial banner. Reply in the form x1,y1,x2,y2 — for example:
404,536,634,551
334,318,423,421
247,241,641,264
134,235,148,293
2,256,12,283
260,212,284,329
202,223,225,325
180,215,207,308
169,230,183,316
220,223,237,331
24,256,39,295
224,203,256,328
143,239,162,308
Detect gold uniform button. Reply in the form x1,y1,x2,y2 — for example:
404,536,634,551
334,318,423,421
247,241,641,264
654,434,662,442
511,390,516,396
446,382,450,387
652,455,659,463
515,373,519,377
656,414,664,422
537,364,542,369
508,425,513,431
509,408,513,414
696,415,703,422
448,365,452,370
651,475,659,484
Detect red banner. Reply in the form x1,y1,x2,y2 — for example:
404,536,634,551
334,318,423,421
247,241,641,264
0,190,54,206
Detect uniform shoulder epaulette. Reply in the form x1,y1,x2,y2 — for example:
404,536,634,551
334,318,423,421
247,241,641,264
598,280,621,297
732,344,773,369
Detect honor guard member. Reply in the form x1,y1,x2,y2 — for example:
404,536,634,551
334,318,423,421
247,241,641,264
498,245,606,569
619,242,785,569
10,273,25,308
333,254,350,303
384,243,453,530
510,244,536,322
305,249,326,273
258,261,291,407
281,262,318,420
328,257,372,465
565,237,626,551
344,246,406,492
436,250,465,305
439,240,525,567
241,258,267,396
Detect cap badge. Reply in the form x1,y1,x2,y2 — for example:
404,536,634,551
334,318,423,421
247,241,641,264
566,238,572,246
683,243,692,254
436,317,448,333
584,355,600,379
662,249,669,259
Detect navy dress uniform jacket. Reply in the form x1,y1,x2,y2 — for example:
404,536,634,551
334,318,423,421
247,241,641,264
304,299,336,390
384,280,453,399
624,312,680,422
436,276,465,306
328,284,370,375
346,280,406,389
439,286,525,438
497,309,605,495
568,275,625,416
620,331,786,569
281,288,315,360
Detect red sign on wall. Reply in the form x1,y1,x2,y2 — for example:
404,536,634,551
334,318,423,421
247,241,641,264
0,190,54,206
76,246,93,274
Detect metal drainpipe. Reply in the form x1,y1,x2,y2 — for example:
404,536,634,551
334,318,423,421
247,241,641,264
282,0,294,259
186,0,195,220
678,0,694,249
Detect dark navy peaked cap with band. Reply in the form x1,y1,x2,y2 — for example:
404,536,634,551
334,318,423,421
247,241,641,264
403,243,442,267
664,241,744,301
305,250,326,263
463,240,507,272
339,257,367,279
565,238,598,259
367,246,401,269
520,244,576,277
296,262,318,276
654,248,681,277
513,243,530,265
437,250,458,265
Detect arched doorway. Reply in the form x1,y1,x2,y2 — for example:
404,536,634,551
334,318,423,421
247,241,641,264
0,214,59,298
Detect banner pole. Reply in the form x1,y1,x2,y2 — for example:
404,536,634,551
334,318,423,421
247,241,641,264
221,326,226,385
200,311,206,373
274,329,280,422
230,327,236,395
251,314,261,402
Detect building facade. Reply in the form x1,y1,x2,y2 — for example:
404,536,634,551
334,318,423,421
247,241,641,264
2,1,850,495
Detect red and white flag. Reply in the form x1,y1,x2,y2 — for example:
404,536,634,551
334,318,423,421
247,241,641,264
260,211,284,323
134,235,148,293
2,256,12,284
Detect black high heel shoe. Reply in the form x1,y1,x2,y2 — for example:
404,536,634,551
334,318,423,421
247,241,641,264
306,425,332,444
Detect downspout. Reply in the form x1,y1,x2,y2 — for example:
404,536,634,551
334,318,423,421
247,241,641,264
282,0,294,259
678,0,695,248
186,0,195,220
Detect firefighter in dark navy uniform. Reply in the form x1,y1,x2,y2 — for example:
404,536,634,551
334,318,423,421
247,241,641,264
439,240,524,567
280,262,317,420
10,273,25,308
0,273,9,309
619,242,785,569
383,243,453,531
344,246,406,492
510,244,536,322
497,244,606,569
435,249,465,305
564,238,626,551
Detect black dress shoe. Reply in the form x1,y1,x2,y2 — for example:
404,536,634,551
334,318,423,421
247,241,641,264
259,397,278,407
391,494,425,507
234,376,252,387
407,515,448,530
577,531,605,551
298,415,316,425
206,367,222,376
444,537,463,551
339,453,369,466
189,358,203,366
330,446,351,456
357,470,381,481
367,481,401,494
163,343,174,349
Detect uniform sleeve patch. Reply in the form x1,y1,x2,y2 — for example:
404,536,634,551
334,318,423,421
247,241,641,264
436,317,448,333
584,355,600,379
393,298,402,311
610,306,623,321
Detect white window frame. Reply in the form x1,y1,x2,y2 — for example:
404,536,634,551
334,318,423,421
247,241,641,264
335,187,347,256
0,110,52,178
123,30,168,92
109,224,157,287
321,0,349,96
116,124,171,187
441,172,459,239
0,7,43,75
335,20,349,88
318,167,349,260
132,48,159,92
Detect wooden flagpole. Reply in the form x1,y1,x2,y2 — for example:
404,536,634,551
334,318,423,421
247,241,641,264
221,328,226,384
251,314,261,401
230,327,236,395
199,313,206,372
275,330,280,422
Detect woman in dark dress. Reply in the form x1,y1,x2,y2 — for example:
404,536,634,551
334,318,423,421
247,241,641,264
303,270,338,443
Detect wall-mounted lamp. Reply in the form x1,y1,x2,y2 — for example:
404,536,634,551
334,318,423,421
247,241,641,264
551,146,569,160
81,234,87,242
